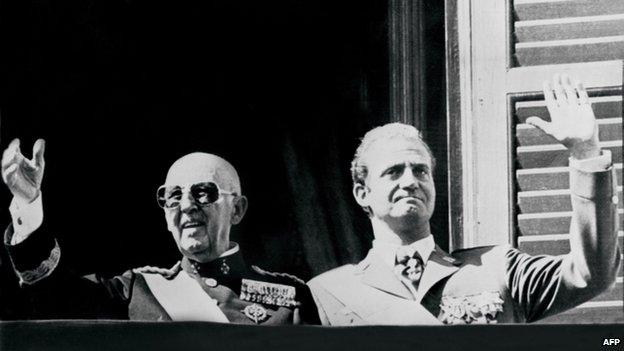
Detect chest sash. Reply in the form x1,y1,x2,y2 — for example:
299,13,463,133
143,270,229,323
321,268,441,325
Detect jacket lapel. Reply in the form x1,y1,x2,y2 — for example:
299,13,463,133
415,246,461,303
348,250,441,324
359,250,413,300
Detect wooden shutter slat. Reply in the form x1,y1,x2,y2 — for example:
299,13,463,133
519,193,571,213
516,143,622,169
517,211,623,236
518,188,624,213
518,234,623,258
515,96,621,122
516,119,622,146
515,15,624,42
516,165,622,191
515,37,624,66
514,0,624,21
517,233,623,251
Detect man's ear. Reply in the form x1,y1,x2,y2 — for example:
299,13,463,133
230,195,248,225
353,182,370,208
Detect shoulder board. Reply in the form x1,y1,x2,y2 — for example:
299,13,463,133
308,264,357,289
450,245,497,255
450,244,511,262
133,261,182,280
250,265,305,285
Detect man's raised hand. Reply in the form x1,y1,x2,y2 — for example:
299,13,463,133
1,138,46,202
526,74,600,160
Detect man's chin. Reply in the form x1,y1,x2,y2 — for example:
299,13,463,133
180,238,211,255
388,208,431,226
391,204,424,218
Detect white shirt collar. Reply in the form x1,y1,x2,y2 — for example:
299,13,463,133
371,235,435,268
219,242,240,258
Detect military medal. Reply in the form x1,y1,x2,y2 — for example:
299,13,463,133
242,304,269,324
439,291,504,324
240,279,297,307
203,278,218,287
220,261,230,275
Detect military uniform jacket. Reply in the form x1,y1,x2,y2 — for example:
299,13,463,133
3,226,319,325
308,163,621,325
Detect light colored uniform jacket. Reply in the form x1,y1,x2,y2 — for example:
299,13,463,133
308,164,621,325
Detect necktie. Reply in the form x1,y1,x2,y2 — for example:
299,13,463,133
395,250,424,287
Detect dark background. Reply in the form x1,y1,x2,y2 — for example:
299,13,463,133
0,0,447,319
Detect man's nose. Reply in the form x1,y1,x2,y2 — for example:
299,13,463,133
398,170,419,189
179,191,198,212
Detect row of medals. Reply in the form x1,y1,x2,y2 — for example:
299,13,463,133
239,279,297,323
194,261,297,324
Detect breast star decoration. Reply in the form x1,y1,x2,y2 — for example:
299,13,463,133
439,291,504,324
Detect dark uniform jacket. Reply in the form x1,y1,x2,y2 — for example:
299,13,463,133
3,225,319,325
308,161,621,325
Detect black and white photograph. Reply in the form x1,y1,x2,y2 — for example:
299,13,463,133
0,0,622,350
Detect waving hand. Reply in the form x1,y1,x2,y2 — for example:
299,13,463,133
526,74,600,160
1,138,46,202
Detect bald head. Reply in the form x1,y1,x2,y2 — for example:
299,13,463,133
165,152,241,194
162,152,247,263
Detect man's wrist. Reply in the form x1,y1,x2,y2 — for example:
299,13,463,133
569,150,612,172
13,189,41,206
570,140,601,160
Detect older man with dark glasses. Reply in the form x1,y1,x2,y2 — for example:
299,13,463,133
1,147,319,324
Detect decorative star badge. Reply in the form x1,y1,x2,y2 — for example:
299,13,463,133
439,291,504,324
242,304,269,324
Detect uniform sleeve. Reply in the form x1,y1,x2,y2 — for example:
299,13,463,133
295,281,322,325
22,268,136,319
4,222,60,286
506,153,621,322
3,219,135,319
307,280,332,325
250,265,321,325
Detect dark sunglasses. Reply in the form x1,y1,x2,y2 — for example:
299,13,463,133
156,182,236,209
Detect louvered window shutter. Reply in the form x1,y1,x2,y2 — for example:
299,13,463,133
452,0,623,323
514,0,624,66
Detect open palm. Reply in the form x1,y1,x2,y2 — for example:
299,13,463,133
526,75,600,160
1,138,46,202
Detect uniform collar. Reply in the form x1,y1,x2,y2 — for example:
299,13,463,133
371,234,435,269
181,242,248,279
358,242,461,302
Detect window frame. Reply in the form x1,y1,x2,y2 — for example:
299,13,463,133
445,0,623,251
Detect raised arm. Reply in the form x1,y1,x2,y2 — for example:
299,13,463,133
2,138,45,204
1,138,55,285
511,75,620,321
1,139,135,319
2,138,46,244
